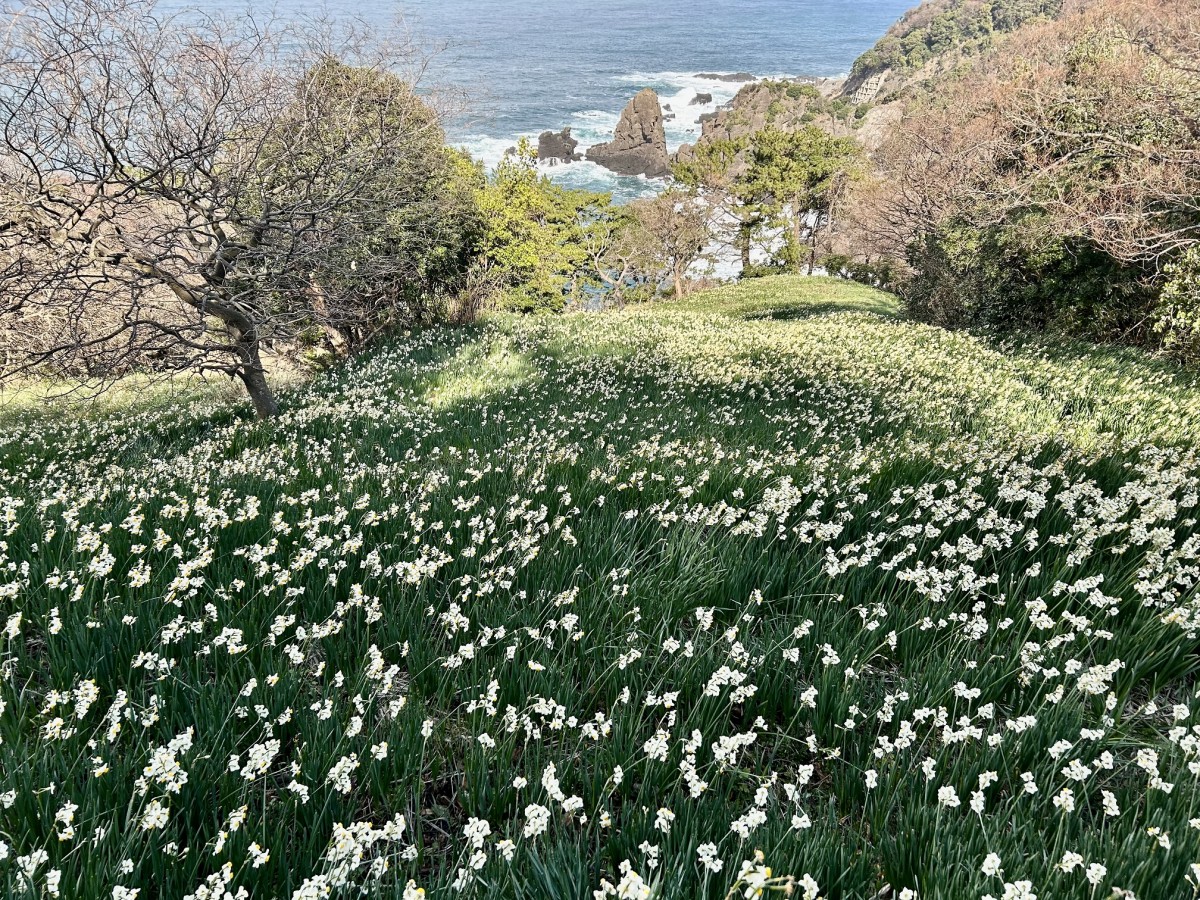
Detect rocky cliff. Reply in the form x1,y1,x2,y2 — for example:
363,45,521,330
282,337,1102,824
587,88,671,178
839,0,1064,104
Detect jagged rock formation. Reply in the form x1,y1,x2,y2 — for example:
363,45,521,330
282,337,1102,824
587,88,671,178
537,128,581,163
690,93,713,106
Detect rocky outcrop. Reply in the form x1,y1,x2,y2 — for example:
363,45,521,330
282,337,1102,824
670,78,851,176
537,128,581,163
690,92,713,106
587,88,671,178
695,72,756,83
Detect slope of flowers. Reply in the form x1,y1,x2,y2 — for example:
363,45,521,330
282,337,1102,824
2,276,1200,899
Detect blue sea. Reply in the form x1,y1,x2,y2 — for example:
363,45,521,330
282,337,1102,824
174,1,915,200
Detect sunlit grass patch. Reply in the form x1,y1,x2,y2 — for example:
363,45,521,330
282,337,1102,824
423,334,538,410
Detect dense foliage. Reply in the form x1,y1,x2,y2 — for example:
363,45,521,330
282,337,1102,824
676,127,860,277
4,278,1200,899
472,143,612,313
847,0,1200,357
850,0,1064,80
741,128,861,275
472,144,717,312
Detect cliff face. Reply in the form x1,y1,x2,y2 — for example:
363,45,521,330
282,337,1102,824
587,88,671,178
689,79,844,146
840,0,1065,104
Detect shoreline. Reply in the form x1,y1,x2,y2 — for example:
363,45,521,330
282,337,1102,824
450,70,848,202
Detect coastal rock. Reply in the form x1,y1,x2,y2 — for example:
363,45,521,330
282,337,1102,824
695,72,756,82
586,88,671,178
693,80,844,146
669,78,855,176
690,92,713,106
537,127,581,163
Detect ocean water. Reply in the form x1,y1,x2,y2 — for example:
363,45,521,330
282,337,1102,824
169,0,914,200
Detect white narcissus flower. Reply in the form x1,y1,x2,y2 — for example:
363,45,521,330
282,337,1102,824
937,786,960,808
1058,852,1083,872
696,842,723,873
523,804,551,839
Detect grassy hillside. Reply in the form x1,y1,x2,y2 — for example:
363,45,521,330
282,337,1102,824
2,277,1200,899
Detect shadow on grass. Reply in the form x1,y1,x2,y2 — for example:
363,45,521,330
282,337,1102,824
741,297,901,321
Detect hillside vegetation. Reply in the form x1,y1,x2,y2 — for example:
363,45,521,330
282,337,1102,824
3,277,1200,899
845,0,1064,98
843,0,1200,355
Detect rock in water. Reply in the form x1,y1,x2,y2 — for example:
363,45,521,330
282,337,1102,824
689,93,713,106
587,88,671,178
694,72,756,83
537,128,581,163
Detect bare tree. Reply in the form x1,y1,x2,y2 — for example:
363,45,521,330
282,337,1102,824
0,0,474,417
625,190,711,301
848,0,1200,278
580,207,652,308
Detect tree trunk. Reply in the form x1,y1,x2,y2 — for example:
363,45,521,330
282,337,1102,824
239,364,279,419
738,224,752,273
792,213,805,275
233,331,279,419
807,223,818,276
673,262,684,300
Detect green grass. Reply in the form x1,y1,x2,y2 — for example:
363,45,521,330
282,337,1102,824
1,275,1199,900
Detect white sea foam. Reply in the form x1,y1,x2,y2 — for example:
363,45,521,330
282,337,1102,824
613,71,762,150
452,135,664,203
455,70,794,203
455,134,534,171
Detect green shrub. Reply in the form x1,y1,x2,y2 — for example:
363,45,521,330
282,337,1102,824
1155,246,1200,363
903,219,1152,338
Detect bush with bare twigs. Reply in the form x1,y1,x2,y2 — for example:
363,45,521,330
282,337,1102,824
845,0,1200,349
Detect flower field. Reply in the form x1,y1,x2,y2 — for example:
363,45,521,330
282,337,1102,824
4,275,1200,899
